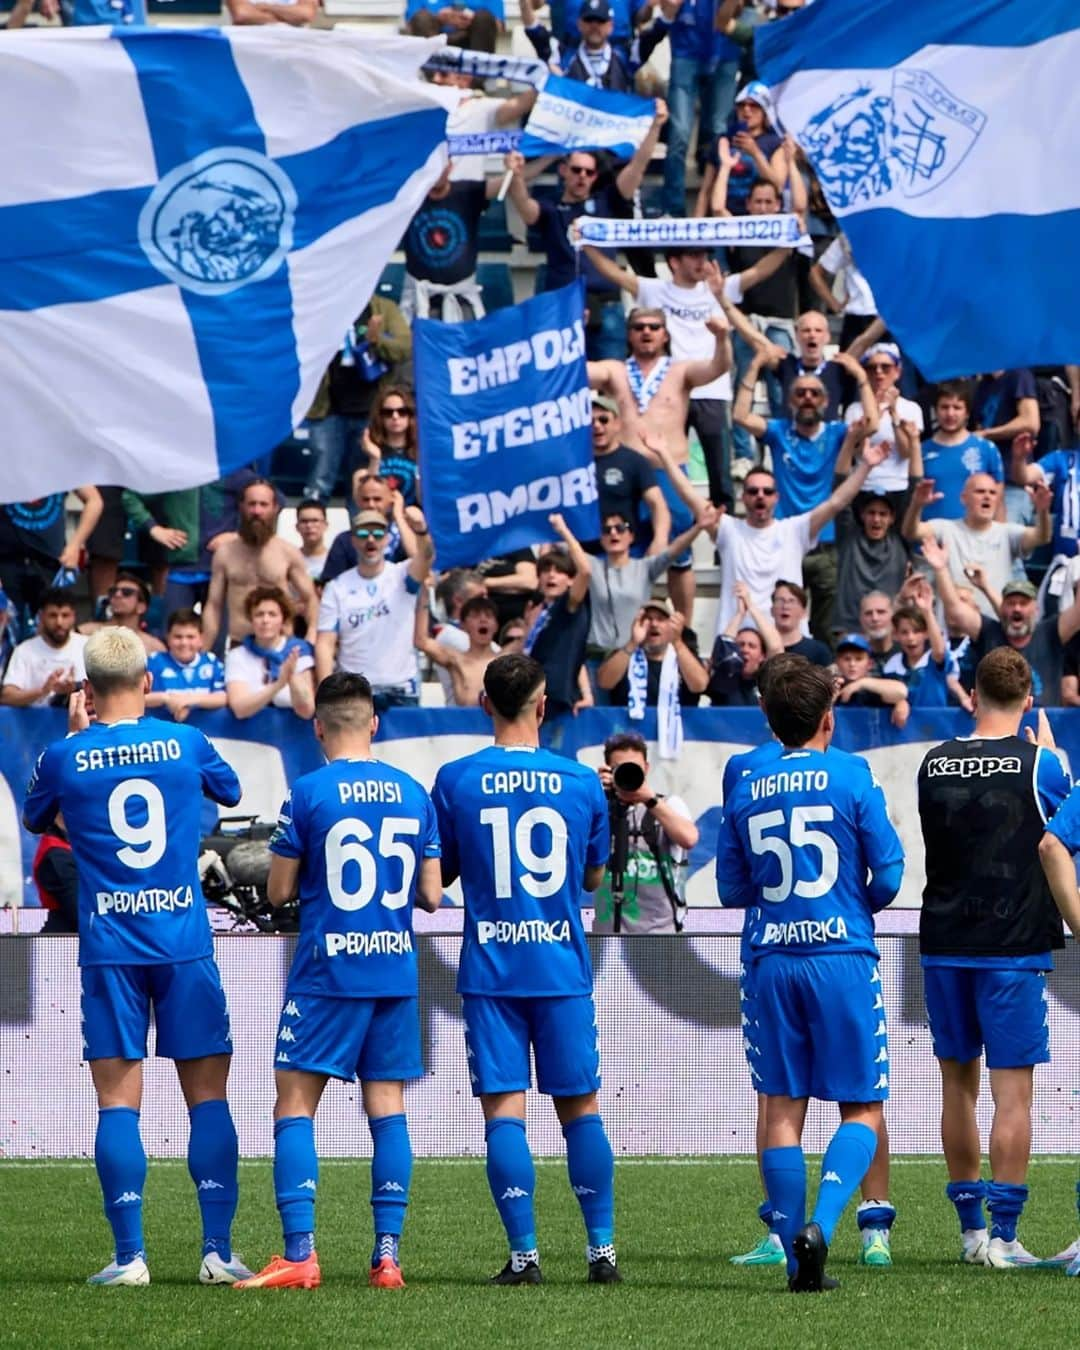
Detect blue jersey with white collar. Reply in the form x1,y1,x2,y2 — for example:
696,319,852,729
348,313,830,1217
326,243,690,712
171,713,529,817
147,650,226,694
23,718,240,967
762,419,848,544
270,758,440,998
716,746,903,959
432,745,609,997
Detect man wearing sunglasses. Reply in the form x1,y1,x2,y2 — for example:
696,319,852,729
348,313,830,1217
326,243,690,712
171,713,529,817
734,347,879,641
79,572,165,656
506,100,668,359
315,505,433,712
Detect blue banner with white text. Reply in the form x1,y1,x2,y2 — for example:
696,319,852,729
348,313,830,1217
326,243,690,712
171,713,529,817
413,281,600,569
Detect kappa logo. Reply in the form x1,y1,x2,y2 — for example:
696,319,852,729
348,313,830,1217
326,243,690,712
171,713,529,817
802,69,987,210
875,1047,889,1063
572,1185,597,1197
139,146,297,296
276,1051,291,1063
500,1186,530,1200
378,1181,406,1193
197,1179,225,1192
954,1192,976,1202
822,1171,842,1185
875,1021,888,1037
875,1073,889,1090
114,1192,141,1205
283,1001,302,1018
772,1211,788,1221
872,994,884,1011
298,1179,317,1192
278,1026,297,1043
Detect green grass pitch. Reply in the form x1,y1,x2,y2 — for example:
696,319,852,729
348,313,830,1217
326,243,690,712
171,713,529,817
3,1157,1079,1349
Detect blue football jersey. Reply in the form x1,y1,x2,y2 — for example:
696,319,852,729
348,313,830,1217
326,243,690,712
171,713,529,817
270,758,440,998
432,745,609,997
147,650,225,694
720,740,785,966
1039,761,1080,854
23,718,241,967
716,746,903,959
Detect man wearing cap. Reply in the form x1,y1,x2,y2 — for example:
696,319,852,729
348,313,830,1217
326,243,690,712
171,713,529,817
595,598,708,710
315,504,433,710
904,475,1051,621
590,394,672,553
521,0,673,90
844,344,924,508
924,541,1080,707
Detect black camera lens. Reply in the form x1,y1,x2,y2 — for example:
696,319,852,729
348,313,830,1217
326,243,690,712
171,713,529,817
612,760,645,793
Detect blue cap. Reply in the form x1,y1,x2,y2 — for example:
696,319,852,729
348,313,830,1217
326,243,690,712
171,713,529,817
580,0,612,18
736,80,773,118
836,632,873,655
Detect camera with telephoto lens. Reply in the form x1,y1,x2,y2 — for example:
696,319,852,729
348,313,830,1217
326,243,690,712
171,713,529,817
198,816,298,933
608,759,645,799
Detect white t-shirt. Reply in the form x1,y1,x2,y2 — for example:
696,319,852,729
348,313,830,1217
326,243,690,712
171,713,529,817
224,641,314,710
300,549,328,581
819,235,876,316
844,396,924,493
932,518,1028,618
713,512,815,636
2,633,87,707
318,561,420,688
448,96,504,183
635,274,742,401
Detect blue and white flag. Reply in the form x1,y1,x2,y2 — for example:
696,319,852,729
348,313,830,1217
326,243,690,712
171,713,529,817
0,28,455,502
756,1,1080,378
413,282,600,569
520,76,655,159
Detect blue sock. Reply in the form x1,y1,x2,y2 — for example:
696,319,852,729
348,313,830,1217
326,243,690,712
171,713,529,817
187,1099,238,1262
274,1115,317,1262
758,1199,779,1236
369,1113,412,1266
946,1179,987,1233
761,1145,806,1279
562,1114,615,1248
95,1106,147,1265
987,1181,1028,1243
485,1117,537,1254
811,1122,877,1246
856,1200,897,1232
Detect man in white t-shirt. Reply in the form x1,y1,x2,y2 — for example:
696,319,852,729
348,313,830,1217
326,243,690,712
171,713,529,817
844,343,924,501
580,242,787,510
1,589,87,709
810,230,879,349
315,506,433,709
434,69,537,184
711,446,888,636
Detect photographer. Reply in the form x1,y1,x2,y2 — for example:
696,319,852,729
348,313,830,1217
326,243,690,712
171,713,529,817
593,732,698,935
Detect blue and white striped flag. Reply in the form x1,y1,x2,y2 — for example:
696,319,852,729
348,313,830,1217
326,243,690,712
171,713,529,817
0,28,454,501
519,76,655,160
756,2,1080,378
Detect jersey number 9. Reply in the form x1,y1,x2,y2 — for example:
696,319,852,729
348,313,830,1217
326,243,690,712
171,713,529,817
747,805,838,904
325,816,419,911
107,779,167,870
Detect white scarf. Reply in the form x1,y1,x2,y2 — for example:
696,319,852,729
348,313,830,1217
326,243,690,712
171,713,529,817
577,42,613,88
410,276,486,324
627,645,683,761
626,355,671,413
575,214,807,248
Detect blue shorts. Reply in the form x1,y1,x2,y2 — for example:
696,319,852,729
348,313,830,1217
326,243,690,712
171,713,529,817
754,952,889,1103
638,466,695,568
922,965,1050,1069
81,957,232,1063
740,959,763,1087
275,992,423,1083
461,994,601,1098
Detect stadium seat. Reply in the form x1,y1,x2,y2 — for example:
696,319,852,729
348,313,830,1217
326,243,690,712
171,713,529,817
478,262,515,314
374,262,406,305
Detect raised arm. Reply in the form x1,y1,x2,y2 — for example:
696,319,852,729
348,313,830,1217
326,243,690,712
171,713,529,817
597,609,649,689
413,586,454,666
844,317,886,362
833,351,879,437
548,512,593,610
733,247,789,295
615,100,668,201
900,477,941,543
62,486,104,570
738,583,784,655
732,349,769,440
921,533,983,642
1019,480,1053,556
505,150,541,227
682,315,732,392
708,135,736,216
580,242,640,298
405,506,434,584
808,441,888,540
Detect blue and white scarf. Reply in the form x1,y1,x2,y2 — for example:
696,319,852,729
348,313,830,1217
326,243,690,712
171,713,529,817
575,214,806,248
626,355,671,413
523,602,552,655
627,645,683,760
241,634,311,684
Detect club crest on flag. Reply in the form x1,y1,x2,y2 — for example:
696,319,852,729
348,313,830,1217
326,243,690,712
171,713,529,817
801,69,987,210
138,147,297,295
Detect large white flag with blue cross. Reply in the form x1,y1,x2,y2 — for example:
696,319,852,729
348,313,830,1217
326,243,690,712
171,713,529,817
0,28,455,501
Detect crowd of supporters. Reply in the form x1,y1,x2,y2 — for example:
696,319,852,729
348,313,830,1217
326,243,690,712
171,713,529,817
2,0,1079,719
